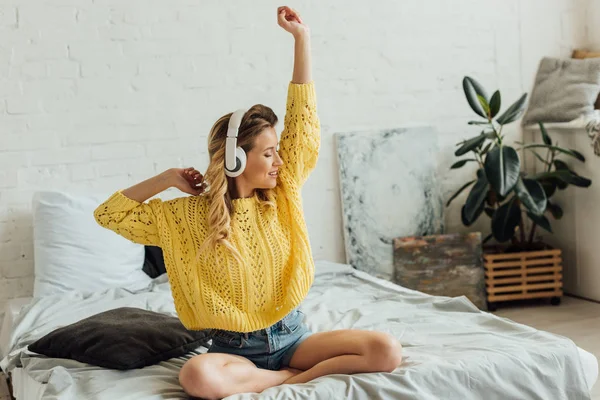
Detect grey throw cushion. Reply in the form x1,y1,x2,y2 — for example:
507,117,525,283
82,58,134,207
28,307,211,370
522,57,600,125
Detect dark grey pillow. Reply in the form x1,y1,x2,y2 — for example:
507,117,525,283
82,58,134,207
28,307,210,370
522,57,600,125
143,246,167,278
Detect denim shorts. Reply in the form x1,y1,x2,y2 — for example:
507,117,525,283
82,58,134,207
207,308,312,371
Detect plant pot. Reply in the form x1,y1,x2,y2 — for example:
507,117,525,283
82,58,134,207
483,244,563,311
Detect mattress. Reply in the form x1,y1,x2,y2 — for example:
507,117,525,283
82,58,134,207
1,262,596,399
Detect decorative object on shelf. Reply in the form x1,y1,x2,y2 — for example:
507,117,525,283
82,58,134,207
520,57,600,126
393,232,487,311
335,126,444,281
585,119,600,156
447,76,593,309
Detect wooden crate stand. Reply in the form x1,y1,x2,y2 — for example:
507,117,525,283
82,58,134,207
484,249,562,311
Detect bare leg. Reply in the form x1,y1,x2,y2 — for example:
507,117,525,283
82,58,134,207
179,353,298,399
284,330,402,385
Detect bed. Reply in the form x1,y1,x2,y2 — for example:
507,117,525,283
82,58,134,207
0,260,597,400
1,190,597,399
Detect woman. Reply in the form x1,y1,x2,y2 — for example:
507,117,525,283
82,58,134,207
94,6,402,399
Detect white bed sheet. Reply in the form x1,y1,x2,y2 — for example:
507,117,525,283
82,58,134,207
0,297,33,360
578,347,599,392
10,366,46,400
1,261,596,399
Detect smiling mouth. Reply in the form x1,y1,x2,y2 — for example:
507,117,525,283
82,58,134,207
269,172,278,178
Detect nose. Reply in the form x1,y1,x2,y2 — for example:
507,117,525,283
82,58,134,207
274,152,283,166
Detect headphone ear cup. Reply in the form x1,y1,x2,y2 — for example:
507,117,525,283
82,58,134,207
235,147,247,174
225,147,247,178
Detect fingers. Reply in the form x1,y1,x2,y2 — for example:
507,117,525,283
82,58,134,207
277,8,289,26
189,181,208,196
278,6,302,24
183,167,203,182
291,8,302,24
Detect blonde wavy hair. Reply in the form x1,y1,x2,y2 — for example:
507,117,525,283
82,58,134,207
198,105,278,264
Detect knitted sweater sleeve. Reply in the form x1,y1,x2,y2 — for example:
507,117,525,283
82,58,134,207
278,82,321,187
93,190,173,246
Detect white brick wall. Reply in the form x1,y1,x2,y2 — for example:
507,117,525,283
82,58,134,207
0,0,592,314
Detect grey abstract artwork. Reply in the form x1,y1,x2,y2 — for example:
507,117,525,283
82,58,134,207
335,126,444,280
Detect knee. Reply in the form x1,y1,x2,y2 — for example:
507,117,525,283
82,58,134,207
179,355,223,400
368,333,403,373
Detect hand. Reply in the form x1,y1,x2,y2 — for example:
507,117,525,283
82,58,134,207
169,167,207,196
277,6,309,38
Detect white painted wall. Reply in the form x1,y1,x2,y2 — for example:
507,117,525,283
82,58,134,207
586,0,600,50
0,0,592,312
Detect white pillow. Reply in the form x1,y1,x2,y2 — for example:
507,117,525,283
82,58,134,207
32,191,152,297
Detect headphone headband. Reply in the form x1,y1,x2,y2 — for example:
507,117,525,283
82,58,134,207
227,109,247,138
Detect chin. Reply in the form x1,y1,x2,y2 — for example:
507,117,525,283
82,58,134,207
262,181,278,189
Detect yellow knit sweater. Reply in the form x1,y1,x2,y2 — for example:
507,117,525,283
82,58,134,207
94,82,320,332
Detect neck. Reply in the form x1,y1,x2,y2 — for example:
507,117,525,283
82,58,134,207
230,176,255,199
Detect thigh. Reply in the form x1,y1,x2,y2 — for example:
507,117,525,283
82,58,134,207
287,329,392,371
185,352,255,370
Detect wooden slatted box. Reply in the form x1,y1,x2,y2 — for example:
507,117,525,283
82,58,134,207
484,249,562,305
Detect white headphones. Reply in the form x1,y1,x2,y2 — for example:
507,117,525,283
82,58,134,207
224,108,248,178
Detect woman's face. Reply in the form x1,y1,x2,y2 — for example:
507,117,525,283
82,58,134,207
240,127,283,190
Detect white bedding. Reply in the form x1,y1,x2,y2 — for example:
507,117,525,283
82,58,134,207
0,261,596,399
0,297,33,359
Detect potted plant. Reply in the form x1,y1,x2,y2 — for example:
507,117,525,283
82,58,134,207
446,76,592,310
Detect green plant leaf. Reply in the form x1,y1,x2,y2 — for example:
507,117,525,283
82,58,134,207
489,90,501,118
492,196,521,242
553,159,569,170
538,122,552,145
461,201,485,227
530,150,548,165
495,93,528,125
527,212,553,233
484,145,520,197
552,160,592,187
463,76,488,119
538,178,558,197
522,144,585,162
514,178,547,216
484,207,495,218
464,169,490,222
455,131,495,156
552,159,592,187
446,179,476,207
571,149,585,161
478,94,491,117
566,174,592,188
535,170,591,188
535,171,571,189
450,159,477,169
481,142,493,155
547,201,563,220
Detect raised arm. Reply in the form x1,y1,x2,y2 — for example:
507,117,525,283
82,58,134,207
94,167,206,246
276,6,320,187
277,6,312,84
